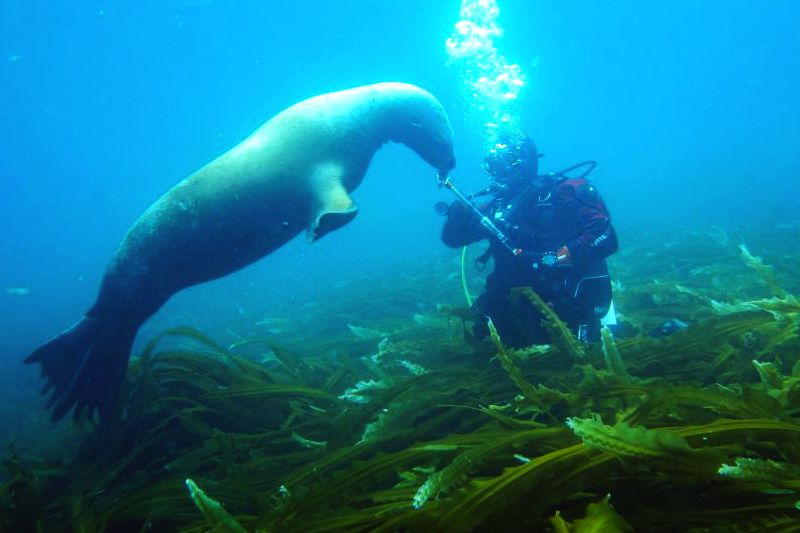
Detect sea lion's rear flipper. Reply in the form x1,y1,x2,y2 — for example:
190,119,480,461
306,164,359,242
24,316,136,422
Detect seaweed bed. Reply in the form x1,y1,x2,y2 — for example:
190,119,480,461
3,222,800,532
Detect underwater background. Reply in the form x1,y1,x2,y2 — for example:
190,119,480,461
1,0,800,531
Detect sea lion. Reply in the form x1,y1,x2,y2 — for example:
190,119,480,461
26,82,456,422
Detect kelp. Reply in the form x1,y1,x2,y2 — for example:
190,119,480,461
410,426,562,510
601,327,632,381
411,445,481,509
739,244,788,299
414,444,611,531
4,222,800,532
0,445,45,532
486,317,549,414
514,286,586,359
550,496,634,533
185,478,246,533
567,414,692,459
718,457,800,482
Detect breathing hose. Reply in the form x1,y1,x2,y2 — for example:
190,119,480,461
460,245,473,307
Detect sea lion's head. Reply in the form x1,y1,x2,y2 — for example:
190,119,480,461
374,82,457,177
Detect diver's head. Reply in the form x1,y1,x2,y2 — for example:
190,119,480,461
483,134,539,194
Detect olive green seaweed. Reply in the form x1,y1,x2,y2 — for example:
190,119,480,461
718,457,800,482
514,286,586,358
486,317,553,419
550,496,634,532
601,327,632,381
567,414,692,459
739,244,788,299
4,222,800,532
185,478,246,533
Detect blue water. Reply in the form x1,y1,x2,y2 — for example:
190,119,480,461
1,1,799,436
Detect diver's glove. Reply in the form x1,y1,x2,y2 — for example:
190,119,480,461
442,201,482,228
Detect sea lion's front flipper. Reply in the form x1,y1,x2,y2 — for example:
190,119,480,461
306,163,359,242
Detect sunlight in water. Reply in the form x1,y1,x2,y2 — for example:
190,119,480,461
445,0,527,147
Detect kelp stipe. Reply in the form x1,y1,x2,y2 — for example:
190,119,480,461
486,317,551,418
514,287,586,358
601,326,632,381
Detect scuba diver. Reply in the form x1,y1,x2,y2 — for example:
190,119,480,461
439,133,618,347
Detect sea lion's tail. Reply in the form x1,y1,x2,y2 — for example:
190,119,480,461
25,316,136,422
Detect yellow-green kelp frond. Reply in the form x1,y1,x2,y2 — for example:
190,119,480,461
185,478,246,533
407,426,573,510
711,294,800,318
513,287,586,358
138,326,230,359
739,243,788,299
752,360,800,411
622,382,785,427
291,431,327,450
753,360,786,392
550,495,634,533
601,327,632,381
412,445,481,509
358,396,432,445
566,414,691,459
486,317,550,416
718,457,800,482
410,444,611,532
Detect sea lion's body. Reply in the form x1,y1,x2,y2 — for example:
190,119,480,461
27,82,456,421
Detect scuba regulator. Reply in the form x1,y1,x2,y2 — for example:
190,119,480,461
435,172,522,256
434,160,597,259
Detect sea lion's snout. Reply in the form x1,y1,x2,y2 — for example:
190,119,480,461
396,124,455,178
439,153,456,177
378,83,455,178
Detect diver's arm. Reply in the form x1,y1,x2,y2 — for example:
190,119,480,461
564,210,617,266
558,181,618,267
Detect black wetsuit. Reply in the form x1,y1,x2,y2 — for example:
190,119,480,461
442,174,618,347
